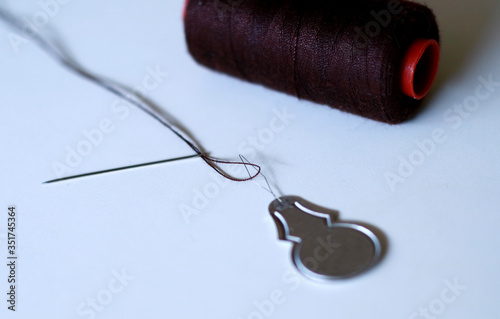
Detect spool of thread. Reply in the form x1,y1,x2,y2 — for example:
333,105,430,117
184,0,440,124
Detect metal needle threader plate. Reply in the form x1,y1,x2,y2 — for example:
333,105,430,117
269,196,382,280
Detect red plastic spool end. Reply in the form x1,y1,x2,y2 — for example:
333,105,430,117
401,39,440,100
183,0,189,20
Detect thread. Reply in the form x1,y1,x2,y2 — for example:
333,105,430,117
0,7,262,183
184,0,440,124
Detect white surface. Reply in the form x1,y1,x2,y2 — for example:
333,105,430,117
1,0,499,318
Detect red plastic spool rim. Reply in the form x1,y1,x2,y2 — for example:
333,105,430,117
183,0,189,20
400,39,440,100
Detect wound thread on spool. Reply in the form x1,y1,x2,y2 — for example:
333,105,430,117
184,0,440,124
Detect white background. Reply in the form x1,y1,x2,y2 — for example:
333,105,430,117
1,0,499,318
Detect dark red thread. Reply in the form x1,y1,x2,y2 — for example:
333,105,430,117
0,6,262,183
184,0,440,124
